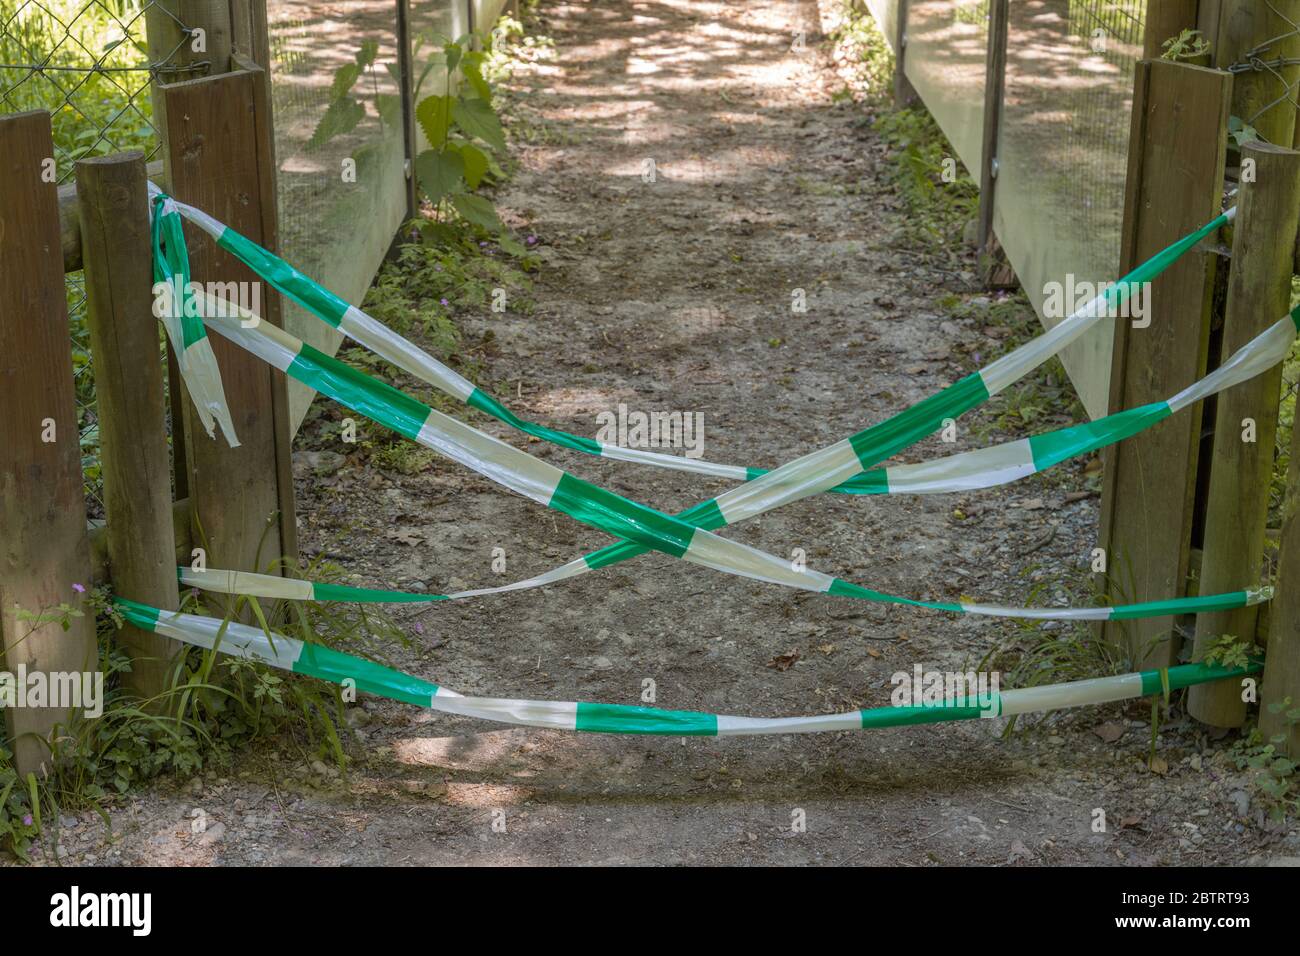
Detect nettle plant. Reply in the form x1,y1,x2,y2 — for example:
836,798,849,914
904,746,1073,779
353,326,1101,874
411,32,523,254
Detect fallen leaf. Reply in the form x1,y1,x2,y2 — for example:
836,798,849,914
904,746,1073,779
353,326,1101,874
766,650,801,671
1094,721,1125,743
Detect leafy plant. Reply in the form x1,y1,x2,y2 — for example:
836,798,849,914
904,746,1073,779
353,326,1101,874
411,32,524,253
1161,29,1212,63
831,2,977,250
0,756,41,862
828,0,893,104
1199,634,1261,671
0,564,408,861
1233,699,1300,821
1228,115,1260,148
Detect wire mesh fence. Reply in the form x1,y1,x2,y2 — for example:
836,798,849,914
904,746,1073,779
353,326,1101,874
866,0,1300,532
265,0,416,425
0,0,201,518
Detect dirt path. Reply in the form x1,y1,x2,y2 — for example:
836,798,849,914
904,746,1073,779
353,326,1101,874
40,0,1298,866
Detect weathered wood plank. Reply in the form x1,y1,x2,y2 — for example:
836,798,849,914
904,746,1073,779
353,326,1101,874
1189,142,1300,727
161,67,296,593
1263,417,1300,756
0,111,98,775
77,151,184,700
57,160,165,274
1100,61,1231,668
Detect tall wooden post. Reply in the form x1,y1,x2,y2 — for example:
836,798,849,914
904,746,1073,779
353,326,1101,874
161,64,298,594
1188,143,1300,727
396,0,419,221
77,151,184,700
147,0,237,506
1202,0,1300,148
0,112,98,775
893,0,918,109
1099,61,1231,668
1264,426,1300,756
975,0,1011,287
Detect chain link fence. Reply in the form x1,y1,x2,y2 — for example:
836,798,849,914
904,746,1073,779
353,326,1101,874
1,0,200,518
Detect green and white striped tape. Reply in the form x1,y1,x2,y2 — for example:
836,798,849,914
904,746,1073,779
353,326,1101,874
178,565,1270,622
113,597,1261,736
148,189,238,447
152,188,1274,622
149,183,1230,490
191,289,1279,621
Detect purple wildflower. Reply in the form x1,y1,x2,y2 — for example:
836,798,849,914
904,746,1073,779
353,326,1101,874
72,583,85,594
526,235,538,246
22,814,32,827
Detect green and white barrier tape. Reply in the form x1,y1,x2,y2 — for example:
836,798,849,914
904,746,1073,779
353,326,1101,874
191,287,1279,620
148,190,238,446
179,564,1270,621
152,187,1273,621
113,597,1260,735
147,182,1230,491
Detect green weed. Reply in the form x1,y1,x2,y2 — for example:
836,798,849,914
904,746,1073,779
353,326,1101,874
0,559,408,861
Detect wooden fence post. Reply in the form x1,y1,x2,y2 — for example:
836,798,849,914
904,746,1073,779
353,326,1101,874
1202,1,1300,149
0,111,98,776
1263,426,1300,755
1099,60,1231,668
160,64,298,595
975,0,1011,287
1187,143,1300,727
77,151,184,701
893,0,918,109
396,0,419,221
